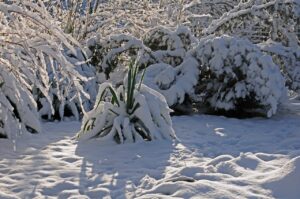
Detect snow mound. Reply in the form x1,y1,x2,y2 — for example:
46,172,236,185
264,156,300,199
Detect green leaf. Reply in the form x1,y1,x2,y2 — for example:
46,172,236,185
108,86,120,107
129,102,140,115
138,68,146,91
127,62,132,110
96,85,120,108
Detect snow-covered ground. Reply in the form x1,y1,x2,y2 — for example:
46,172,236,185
1,101,300,199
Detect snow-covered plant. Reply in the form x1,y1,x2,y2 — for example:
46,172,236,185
0,61,41,139
0,1,93,120
87,26,197,87
76,61,176,143
50,0,181,41
260,41,300,92
86,34,156,80
203,0,300,45
143,26,198,66
192,35,287,117
184,0,239,19
85,25,199,113
141,57,199,108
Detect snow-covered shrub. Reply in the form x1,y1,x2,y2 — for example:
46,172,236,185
184,0,239,19
86,26,200,111
0,1,93,120
50,0,180,41
86,34,156,81
76,62,176,143
186,14,213,38
141,57,199,108
260,41,300,92
0,63,41,139
192,35,287,117
203,0,300,45
143,26,198,66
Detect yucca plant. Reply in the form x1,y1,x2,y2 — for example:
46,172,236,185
76,60,176,143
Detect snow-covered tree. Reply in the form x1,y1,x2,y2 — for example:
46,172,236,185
76,61,176,143
191,35,287,117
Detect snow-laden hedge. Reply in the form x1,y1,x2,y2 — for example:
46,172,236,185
0,65,41,139
192,35,287,117
77,63,176,143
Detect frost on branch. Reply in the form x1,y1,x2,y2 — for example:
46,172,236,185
192,35,287,117
76,63,176,144
0,62,41,139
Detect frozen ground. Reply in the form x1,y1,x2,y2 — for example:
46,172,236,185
0,100,300,199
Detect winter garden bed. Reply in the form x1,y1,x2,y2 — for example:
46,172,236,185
0,0,300,198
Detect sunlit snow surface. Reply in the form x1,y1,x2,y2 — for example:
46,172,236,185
1,100,300,199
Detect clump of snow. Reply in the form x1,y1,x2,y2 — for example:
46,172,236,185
264,156,300,199
192,35,287,117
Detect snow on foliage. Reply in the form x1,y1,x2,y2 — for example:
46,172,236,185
142,57,199,107
86,34,156,81
0,61,41,139
144,25,198,66
87,26,199,109
192,35,287,117
87,26,197,79
48,0,181,41
260,41,300,92
0,1,95,120
77,62,176,143
203,0,300,45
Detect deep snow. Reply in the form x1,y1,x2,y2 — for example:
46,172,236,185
1,101,300,199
